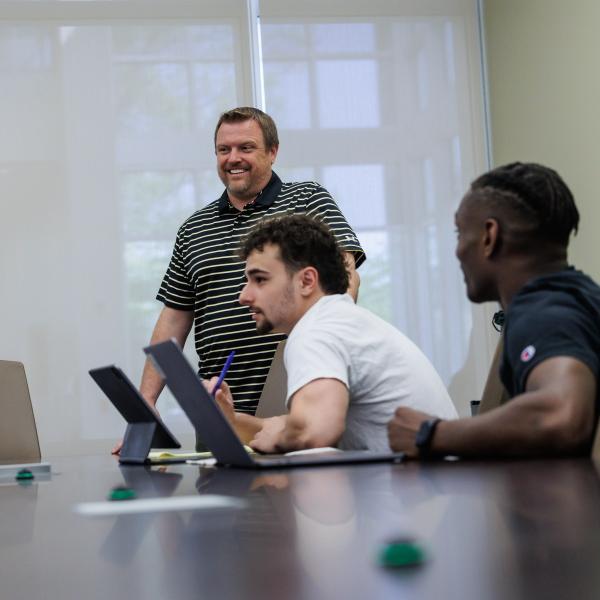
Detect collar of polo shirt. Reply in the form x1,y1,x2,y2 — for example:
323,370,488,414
218,172,283,214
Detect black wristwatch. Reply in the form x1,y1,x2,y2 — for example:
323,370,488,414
415,418,442,457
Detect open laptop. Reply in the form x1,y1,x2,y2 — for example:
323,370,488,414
144,339,405,469
0,361,43,465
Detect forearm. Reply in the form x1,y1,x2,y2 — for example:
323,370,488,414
343,252,360,302
140,307,193,406
432,392,592,458
231,413,266,445
274,413,342,452
139,361,166,407
347,269,360,302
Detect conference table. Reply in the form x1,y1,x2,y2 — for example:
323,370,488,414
1,455,599,600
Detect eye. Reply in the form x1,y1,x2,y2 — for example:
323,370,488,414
241,145,255,152
217,147,229,155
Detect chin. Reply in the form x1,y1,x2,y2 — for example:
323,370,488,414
256,322,274,335
467,286,497,305
227,182,248,194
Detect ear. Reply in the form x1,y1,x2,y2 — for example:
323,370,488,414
297,266,319,296
269,145,279,165
483,218,500,258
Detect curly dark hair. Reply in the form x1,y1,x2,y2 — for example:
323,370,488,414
239,215,349,294
468,162,579,246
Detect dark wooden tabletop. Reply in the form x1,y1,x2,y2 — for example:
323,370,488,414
2,455,599,600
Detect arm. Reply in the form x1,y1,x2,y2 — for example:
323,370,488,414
112,306,193,455
343,251,360,302
304,187,364,300
388,357,596,458
206,378,267,444
250,378,349,453
139,306,194,407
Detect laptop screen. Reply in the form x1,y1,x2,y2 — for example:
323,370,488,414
0,361,41,464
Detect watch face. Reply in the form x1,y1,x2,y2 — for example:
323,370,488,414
415,421,432,448
416,418,439,451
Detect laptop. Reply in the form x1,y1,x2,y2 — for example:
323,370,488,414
0,361,43,466
144,339,405,469
89,365,182,464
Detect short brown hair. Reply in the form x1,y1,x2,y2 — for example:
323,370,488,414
214,107,279,150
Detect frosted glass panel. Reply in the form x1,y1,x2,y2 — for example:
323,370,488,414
322,165,385,228
0,1,488,456
114,63,190,133
261,10,488,398
263,62,311,129
0,6,248,454
316,60,380,128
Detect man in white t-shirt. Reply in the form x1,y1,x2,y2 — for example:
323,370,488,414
209,214,456,453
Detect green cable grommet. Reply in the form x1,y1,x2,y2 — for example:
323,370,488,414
378,539,426,568
15,469,34,481
108,486,137,501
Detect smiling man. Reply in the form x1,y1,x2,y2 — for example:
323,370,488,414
388,162,600,459
115,107,364,453
208,214,456,453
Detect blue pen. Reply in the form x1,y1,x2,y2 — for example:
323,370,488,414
211,351,235,396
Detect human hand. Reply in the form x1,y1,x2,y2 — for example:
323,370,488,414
250,416,287,454
204,377,236,425
112,398,161,455
387,407,433,458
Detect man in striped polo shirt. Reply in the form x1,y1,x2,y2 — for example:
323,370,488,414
113,108,364,453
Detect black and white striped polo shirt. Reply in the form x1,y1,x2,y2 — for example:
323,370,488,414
157,172,365,414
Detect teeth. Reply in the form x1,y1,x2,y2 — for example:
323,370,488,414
229,169,246,174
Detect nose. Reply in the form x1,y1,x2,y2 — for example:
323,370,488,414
228,147,241,163
239,282,252,306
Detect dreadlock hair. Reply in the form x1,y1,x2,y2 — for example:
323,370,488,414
214,107,279,150
239,214,349,295
468,162,579,247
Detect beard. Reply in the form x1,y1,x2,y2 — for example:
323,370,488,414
256,317,275,335
252,280,296,336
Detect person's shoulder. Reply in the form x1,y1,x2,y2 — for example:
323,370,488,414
177,200,222,231
505,269,600,352
291,295,350,335
513,268,600,313
278,180,329,198
313,294,355,316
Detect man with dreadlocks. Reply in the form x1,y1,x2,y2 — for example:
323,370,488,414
388,162,600,458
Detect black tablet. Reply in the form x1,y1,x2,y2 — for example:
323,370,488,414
89,365,180,449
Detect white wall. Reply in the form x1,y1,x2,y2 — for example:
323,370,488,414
483,0,600,279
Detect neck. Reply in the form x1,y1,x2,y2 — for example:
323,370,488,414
498,256,568,308
284,291,327,335
228,194,258,212
228,172,273,211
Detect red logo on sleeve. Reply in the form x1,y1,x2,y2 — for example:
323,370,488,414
520,345,536,362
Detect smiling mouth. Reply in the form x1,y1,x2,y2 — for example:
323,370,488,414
227,168,249,175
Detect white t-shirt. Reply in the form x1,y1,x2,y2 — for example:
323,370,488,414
285,294,457,451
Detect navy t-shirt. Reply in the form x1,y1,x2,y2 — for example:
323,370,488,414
500,267,600,402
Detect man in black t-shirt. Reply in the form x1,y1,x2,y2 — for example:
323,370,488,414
388,162,600,458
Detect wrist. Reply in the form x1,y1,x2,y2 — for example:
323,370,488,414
415,418,442,458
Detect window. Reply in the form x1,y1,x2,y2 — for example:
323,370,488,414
0,0,491,455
